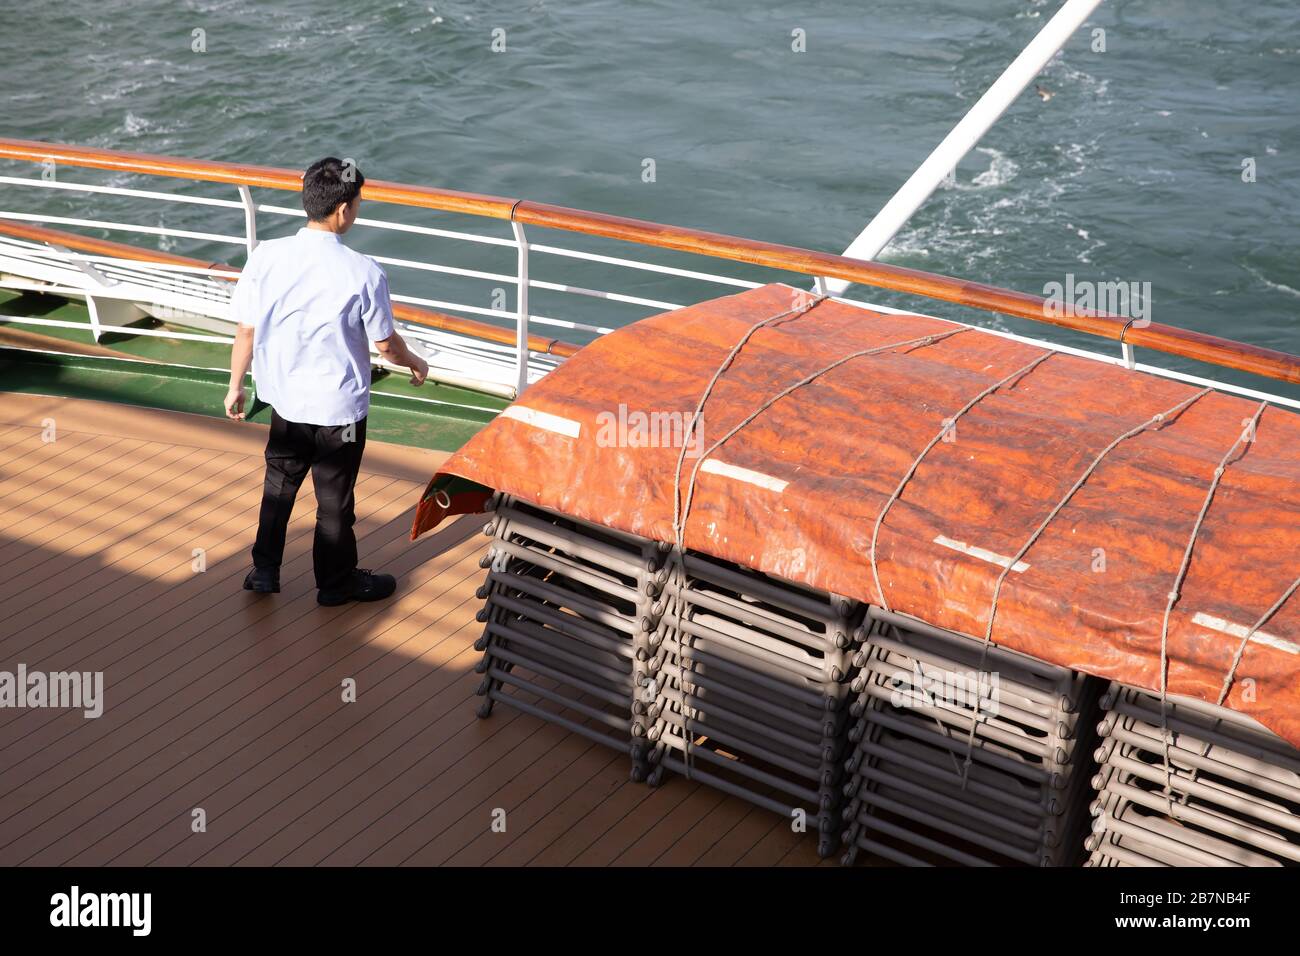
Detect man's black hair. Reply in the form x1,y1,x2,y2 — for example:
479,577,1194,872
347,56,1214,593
301,157,365,221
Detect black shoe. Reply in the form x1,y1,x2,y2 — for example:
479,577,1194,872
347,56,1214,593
317,568,397,606
243,566,280,593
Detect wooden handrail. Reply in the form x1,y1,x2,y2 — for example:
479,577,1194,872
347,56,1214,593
0,218,580,358
2,136,1298,385
513,202,1300,384
0,137,516,219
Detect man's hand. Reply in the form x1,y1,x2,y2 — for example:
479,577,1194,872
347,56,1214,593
225,385,247,420
227,324,255,421
376,330,429,387
409,354,429,387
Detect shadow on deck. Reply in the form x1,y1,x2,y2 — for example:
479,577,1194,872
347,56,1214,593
0,394,829,866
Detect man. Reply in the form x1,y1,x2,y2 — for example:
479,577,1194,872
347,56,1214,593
224,157,430,606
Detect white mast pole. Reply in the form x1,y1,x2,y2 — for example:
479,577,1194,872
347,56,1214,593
822,0,1104,295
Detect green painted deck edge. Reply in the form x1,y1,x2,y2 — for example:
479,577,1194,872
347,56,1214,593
0,349,499,451
0,289,509,452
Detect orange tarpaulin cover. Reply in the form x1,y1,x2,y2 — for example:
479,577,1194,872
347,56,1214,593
412,283,1300,748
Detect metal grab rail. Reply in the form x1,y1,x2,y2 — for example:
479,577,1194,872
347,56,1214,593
1,136,1299,387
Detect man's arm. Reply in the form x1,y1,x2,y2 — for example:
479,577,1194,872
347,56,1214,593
225,324,255,420
375,330,429,386
363,270,427,387
225,248,263,421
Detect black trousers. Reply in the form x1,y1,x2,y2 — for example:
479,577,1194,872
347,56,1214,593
252,409,367,590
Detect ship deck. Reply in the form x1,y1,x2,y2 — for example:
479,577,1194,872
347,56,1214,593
0,393,832,866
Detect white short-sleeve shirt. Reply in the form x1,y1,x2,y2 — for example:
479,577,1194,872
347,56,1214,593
231,227,395,426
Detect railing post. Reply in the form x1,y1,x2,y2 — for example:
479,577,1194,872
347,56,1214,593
511,221,530,398
237,185,258,257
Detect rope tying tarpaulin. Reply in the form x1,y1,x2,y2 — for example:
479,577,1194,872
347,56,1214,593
1153,400,1267,809
668,289,828,777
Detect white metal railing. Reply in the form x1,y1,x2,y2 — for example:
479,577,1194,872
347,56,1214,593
0,171,770,396
1,166,1297,411
0,209,242,245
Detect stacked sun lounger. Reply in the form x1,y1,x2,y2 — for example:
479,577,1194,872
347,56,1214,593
473,495,671,779
643,553,863,858
476,497,1300,868
1086,684,1300,867
839,610,1103,866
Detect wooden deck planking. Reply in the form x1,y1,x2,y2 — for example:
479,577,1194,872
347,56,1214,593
7,509,454,863
0,394,827,867
72,539,487,866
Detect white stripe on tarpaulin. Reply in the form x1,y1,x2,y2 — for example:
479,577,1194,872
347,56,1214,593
933,534,1030,573
698,458,789,493
499,404,581,438
1192,611,1300,657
